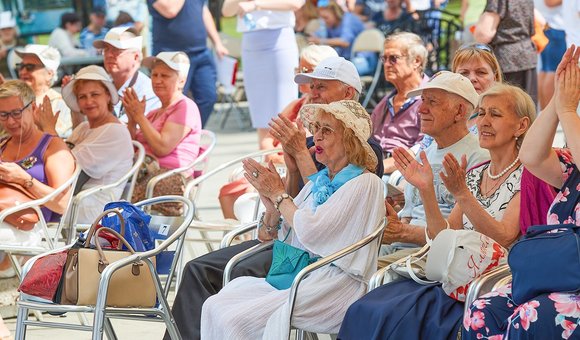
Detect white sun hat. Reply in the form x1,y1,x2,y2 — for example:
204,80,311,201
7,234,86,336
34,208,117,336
299,100,376,169
93,26,142,50
294,56,363,94
142,51,190,78
406,71,479,108
14,44,61,73
62,65,119,112
0,11,16,30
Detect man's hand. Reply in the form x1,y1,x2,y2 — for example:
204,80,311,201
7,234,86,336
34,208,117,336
382,201,406,244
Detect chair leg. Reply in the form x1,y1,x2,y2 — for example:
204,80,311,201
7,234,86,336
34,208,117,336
103,318,118,340
14,305,28,340
77,312,89,325
160,306,182,340
296,329,305,340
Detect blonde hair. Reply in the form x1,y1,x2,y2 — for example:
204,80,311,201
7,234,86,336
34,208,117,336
0,80,35,106
384,32,428,75
72,79,114,112
479,83,536,147
318,1,344,21
452,44,503,83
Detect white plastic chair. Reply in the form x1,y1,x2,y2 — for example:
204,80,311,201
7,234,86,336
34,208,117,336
350,29,385,109
222,217,387,340
15,195,195,340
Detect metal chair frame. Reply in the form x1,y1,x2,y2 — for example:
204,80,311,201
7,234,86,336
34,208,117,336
15,195,195,340
222,217,387,340
350,29,386,109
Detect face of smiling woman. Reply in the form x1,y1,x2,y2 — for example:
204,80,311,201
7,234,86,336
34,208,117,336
311,111,349,176
75,80,112,122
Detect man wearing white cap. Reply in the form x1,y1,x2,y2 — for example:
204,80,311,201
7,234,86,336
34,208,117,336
14,44,72,137
379,71,489,262
93,26,160,121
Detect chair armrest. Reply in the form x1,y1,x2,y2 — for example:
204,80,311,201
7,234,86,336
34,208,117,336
220,221,259,249
286,217,386,334
367,245,430,291
464,264,511,315
223,240,273,286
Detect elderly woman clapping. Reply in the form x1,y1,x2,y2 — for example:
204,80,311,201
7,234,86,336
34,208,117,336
122,51,202,214
14,44,72,137
200,100,385,339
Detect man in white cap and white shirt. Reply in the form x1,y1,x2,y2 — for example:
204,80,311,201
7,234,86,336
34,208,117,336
379,71,489,264
93,26,160,121
14,44,72,137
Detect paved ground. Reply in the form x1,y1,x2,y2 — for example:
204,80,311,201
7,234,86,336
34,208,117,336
3,107,262,339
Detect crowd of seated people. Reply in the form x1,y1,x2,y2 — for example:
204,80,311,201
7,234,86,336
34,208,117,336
0,0,578,339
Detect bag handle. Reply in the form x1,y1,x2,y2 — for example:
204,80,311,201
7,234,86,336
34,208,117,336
84,209,126,248
94,227,143,274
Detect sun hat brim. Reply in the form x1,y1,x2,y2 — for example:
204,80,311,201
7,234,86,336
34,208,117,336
62,67,119,113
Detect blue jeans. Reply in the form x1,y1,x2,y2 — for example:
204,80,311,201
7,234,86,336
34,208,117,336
184,48,218,127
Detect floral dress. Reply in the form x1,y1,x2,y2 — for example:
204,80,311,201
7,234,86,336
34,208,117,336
463,150,580,340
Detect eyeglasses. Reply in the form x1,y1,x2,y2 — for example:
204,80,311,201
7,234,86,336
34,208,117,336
16,63,44,72
308,122,335,137
380,54,407,65
103,45,131,57
0,101,32,121
458,43,493,53
294,66,314,75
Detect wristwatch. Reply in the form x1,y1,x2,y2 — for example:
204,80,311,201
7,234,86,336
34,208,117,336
274,193,292,212
23,175,34,189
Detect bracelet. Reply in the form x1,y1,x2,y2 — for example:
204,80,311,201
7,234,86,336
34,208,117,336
274,193,292,212
23,175,34,189
259,212,283,233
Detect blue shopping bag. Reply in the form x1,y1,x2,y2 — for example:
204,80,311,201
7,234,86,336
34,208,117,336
101,201,154,252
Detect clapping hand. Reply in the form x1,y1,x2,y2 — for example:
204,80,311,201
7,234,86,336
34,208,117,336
440,153,469,198
32,95,59,135
121,87,146,122
242,158,286,202
393,148,433,191
555,45,580,116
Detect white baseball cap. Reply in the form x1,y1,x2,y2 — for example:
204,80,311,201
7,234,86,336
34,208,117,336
14,44,61,73
294,56,362,94
407,71,479,108
142,51,190,78
62,65,119,112
93,26,142,50
0,11,16,29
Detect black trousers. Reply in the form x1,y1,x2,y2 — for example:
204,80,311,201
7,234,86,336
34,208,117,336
504,68,538,106
164,240,273,340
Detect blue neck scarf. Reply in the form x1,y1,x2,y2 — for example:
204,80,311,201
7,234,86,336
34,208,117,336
307,164,364,207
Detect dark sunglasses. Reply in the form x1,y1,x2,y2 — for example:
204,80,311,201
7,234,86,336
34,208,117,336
0,101,32,121
380,54,407,65
16,63,44,72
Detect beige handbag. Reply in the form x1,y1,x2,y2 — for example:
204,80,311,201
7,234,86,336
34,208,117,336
59,210,157,307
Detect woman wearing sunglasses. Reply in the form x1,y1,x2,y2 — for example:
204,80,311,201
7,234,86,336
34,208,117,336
0,80,75,277
14,44,72,137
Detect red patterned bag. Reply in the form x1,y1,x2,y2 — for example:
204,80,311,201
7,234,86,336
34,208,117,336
18,250,68,300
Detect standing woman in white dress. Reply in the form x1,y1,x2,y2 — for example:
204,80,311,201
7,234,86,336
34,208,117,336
222,0,304,150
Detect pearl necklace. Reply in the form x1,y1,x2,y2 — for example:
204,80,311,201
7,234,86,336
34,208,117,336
486,157,520,180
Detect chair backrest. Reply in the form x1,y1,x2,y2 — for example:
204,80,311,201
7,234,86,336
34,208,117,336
144,130,217,203
218,32,242,59
351,29,385,56
122,140,146,201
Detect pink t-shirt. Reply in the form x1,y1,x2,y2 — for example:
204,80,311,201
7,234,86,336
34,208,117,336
136,96,201,177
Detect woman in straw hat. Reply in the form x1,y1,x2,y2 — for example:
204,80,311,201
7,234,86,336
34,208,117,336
200,100,385,339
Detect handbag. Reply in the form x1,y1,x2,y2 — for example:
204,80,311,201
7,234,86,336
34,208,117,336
508,224,580,305
18,250,69,301
101,201,154,252
424,229,507,301
0,183,39,230
265,229,319,290
58,210,157,307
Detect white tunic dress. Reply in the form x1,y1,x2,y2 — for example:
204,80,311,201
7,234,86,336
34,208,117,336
200,173,386,339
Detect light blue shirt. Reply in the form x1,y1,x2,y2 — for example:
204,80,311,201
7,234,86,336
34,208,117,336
114,71,161,122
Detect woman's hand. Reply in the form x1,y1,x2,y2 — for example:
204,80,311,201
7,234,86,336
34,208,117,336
61,75,73,88
121,87,146,123
243,158,286,201
555,46,580,116
0,162,30,187
33,95,59,135
440,153,470,198
393,148,433,191
237,1,257,16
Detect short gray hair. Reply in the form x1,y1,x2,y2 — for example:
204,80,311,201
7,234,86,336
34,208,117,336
0,80,36,106
300,45,338,66
384,32,428,74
